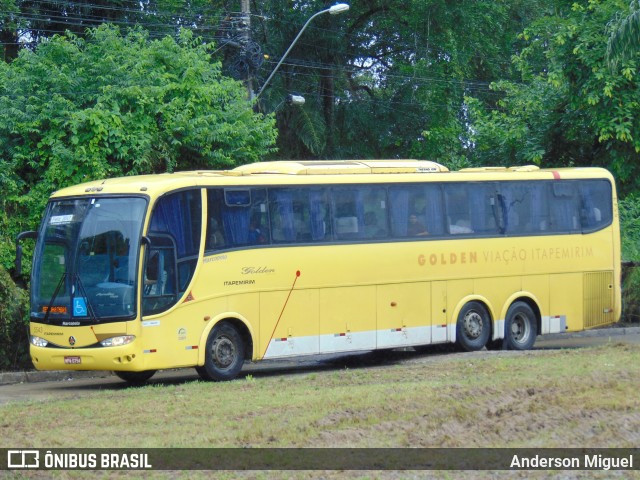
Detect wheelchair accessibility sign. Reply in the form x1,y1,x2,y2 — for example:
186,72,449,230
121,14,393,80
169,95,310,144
73,297,87,317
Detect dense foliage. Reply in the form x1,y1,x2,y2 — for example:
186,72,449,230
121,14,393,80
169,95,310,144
468,0,640,194
0,265,28,370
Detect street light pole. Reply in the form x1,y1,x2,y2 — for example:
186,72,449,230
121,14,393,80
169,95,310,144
254,3,349,100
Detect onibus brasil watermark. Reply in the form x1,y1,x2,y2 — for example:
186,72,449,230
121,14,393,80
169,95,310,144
6,450,151,470
3,448,638,471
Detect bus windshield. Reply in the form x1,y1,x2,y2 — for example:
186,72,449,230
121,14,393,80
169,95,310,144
31,197,147,325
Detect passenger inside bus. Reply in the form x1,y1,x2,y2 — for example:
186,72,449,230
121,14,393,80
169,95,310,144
407,213,429,236
364,211,386,238
208,218,225,249
248,216,266,244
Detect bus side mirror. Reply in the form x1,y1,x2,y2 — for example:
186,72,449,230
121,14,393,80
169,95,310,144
14,230,37,281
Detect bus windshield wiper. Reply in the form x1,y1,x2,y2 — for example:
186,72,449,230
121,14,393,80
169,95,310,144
43,272,67,324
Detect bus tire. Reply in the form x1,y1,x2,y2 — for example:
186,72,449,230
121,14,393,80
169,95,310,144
199,322,245,381
504,301,537,350
456,301,491,352
114,370,156,384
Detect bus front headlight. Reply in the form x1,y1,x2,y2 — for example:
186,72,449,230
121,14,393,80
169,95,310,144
99,335,136,347
30,336,48,347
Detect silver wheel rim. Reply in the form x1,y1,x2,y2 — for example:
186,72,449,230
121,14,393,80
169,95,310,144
463,310,484,339
211,335,236,370
510,313,531,345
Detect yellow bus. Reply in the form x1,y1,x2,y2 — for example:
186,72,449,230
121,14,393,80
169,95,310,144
17,160,620,383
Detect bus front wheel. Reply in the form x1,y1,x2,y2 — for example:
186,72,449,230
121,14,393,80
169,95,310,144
456,301,491,352
504,302,537,350
198,322,245,381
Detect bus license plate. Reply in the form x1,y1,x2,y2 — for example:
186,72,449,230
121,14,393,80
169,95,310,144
64,356,81,365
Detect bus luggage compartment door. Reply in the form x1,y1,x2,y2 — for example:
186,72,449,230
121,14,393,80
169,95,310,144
376,283,430,348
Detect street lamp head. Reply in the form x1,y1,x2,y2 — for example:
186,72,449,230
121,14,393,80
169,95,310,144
329,4,350,15
255,3,350,100
287,94,306,106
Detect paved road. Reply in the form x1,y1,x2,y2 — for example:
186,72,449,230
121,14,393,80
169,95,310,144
1,326,638,405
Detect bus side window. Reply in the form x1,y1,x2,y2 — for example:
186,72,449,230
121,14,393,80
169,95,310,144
309,189,330,241
332,188,365,240
363,187,388,238
388,186,414,237
423,185,445,236
444,184,473,235
269,188,329,244
270,189,297,243
145,189,200,314
550,182,579,232
206,189,226,250
579,180,612,232
500,182,531,235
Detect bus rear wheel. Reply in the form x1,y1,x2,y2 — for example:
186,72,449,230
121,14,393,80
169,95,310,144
198,322,245,381
456,301,491,352
504,301,537,350
114,370,156,385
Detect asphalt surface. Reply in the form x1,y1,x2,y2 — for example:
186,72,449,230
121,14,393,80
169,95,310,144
1,325,638,388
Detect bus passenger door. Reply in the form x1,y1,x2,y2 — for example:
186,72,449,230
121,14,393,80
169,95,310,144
376,283,430,348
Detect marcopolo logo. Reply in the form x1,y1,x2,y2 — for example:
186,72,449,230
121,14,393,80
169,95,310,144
7,450,39,469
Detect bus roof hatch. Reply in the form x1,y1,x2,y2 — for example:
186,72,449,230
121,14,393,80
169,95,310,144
232,160,449,175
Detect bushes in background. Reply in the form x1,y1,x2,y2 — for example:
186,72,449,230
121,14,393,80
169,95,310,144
620,195,640,323
0,265,30,370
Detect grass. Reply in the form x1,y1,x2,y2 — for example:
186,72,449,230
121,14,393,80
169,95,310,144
2,344,640,448
1,344,639,478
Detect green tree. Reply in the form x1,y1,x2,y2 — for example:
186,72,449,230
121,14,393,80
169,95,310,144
468,0,640,192
0,264,28,370
0,24,277,271
253,0,548,162
608,0,640,67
